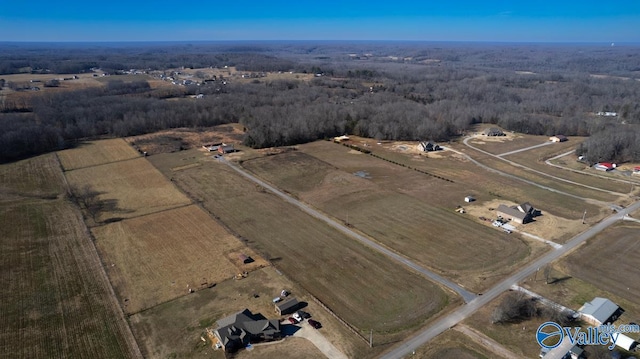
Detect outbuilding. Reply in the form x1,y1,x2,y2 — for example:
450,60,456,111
594,162,615,171
275,297,299,315
579,297,624,326
549,135,568,142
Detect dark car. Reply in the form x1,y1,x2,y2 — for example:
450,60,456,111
308,319,321,329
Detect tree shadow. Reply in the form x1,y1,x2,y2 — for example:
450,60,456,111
548,276,572,284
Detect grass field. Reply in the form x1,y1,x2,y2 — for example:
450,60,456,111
151,152,450,340
412,329,492,359
0,155,139,359
65,157,191,223
467,133,580,156
560,222,640,311
92,205,267,314
130,267,369,359
299,140,606,223
57,138,141,170
0,153,65,199
500,142,637,195
247,147,539,291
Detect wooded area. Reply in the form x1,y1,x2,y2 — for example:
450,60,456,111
1,42,639,163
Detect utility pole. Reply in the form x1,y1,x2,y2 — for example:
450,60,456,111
582,209,587,224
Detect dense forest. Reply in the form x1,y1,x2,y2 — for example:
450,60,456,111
1,42,639,163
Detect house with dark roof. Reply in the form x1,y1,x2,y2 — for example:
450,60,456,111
418,141,440,152
275,297,299,315
483,127,505,136
496,202,537,224
579,297,624,326
213,309,281,352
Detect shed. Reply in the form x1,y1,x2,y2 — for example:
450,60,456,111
238,254,254,264
464,196,475,203
579,297,623,325
275,297,299,315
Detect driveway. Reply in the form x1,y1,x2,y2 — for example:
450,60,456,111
290,321,348,359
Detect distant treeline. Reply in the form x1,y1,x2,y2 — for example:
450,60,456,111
1,42,639,163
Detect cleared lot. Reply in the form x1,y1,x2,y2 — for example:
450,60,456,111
243,149,536,292
65,157,191,223
57,138,140,170
158,155,450,340
93,205,267,314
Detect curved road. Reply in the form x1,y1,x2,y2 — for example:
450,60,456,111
463,136,627,197
219,157,477,303
546,150,640,187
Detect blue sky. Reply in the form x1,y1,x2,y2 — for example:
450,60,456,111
1,0,639,42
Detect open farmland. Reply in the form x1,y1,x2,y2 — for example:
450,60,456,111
57,138,141,170
92,205,267,314
467,132,579,156
0,153,65,199
248,147,538,292
65,157,191,223
130,266,367,359
154,153,450,341
0,155,139,359
561,222,640,307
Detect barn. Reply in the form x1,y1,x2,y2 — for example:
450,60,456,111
594,162,615,171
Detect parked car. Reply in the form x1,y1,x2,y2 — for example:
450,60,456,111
308,319,321,329
288,317,298,324
297,310,311,319
292,312,303,322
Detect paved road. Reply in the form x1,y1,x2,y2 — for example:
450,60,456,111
379,200,640,359
445,145,600,204
463,137,627,197
497,141,553,157
219,157,477,303
546,150,640,187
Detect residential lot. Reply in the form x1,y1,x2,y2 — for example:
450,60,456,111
93,205,267,314
248,145,542,292
153,153,450,342
0,155,138,359
65,157,191,223
129,267,366,359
